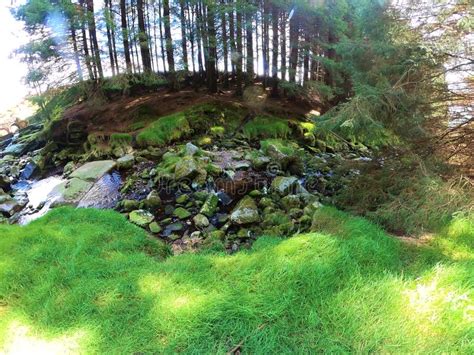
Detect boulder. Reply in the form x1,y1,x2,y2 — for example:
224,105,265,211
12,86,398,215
271,176,299,196
230,196,260,225
281,194,301,211
0,175,10,192
20,161,39,180
120,199,140,212
129,209,154,227
142,190,161,211
0,193,23,216
200,193,219,217
69,160,116,182
50,178,93,207
185,142,200,156
117,154,135,170
174,156,199,180
149,222,162,234
193,214,210,228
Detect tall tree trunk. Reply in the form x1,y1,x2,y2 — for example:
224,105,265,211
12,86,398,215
86,0,103,78
108,0,120,74
179,0,189,71
158,0,167,72
131,3,142,73
194,4,204,74
70,25,84,80
152,2,160,71
280,11,286,81
271,3,279,96
289,9,298,83
206,1,217,93
262,0,270,86
186,2,196,73
105,0,116,76
303,29,310,85
80,9,94,79
221,0,229,87
235,5,243,95
137,0,152,72
228,1,236,76
120,0,132,72
325,26,336,87
163,0,176,86
245,6,253,84
145,0,156,71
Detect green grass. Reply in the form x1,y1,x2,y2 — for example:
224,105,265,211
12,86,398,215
136,112,191,147
0,207,473,353
242,116,290,140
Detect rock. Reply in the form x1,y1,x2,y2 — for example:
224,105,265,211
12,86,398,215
120,199,140,212
174,156,198,180
69,160,116,182
271,176,299,196
62,161,76,176
2,143,27,156
129,209,154,227
193,191,209,201
0,175,10,192
50,178,93,207
173,207,191,219
259,197,275,209
0,194,23,216
143,190,161,211
175,194,190,204
149,222,162,234
217,191,233,206
281,194,301,211
20,161,39,180
206,163,223,176
163,222,184,237
303,201,323,216
249,189,262,198
230,196,260,225
117,154,135,170
234,161,251,170
185,142,200,156
288,208,304,219
193,214,210,228
200,193,219,217
208,230,225,240
237,229,252,238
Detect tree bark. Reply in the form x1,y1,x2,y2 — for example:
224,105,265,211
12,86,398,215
137,0,152,72
179,0,189,71
120,0,132,72
280,11,286,81
104,0,116,76
271,3,279,96
163,0,176,86
86,0,103,78
221,0,229,87
206,1,217,93
289,9,298,83
235,4,243,95
245,6,253,84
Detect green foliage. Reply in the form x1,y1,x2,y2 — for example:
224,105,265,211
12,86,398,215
243,116,290,140
184,102,246,133
0,207,472,352
110,133,132,146
136,112,191,147
335,155,474,234
260,139,298,156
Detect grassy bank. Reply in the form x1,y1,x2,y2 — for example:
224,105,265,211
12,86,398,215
0,207,472,353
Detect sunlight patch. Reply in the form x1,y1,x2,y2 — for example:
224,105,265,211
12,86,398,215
1,321,88,355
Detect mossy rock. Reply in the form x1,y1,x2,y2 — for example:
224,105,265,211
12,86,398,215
173,207,191,219
174,156,199,180
50,178,93,207
129,209,154,227
136,112,191,147
271,176,299,196
200,193,219,217
230,196,259,225
149,222,162,234
69,160,116,182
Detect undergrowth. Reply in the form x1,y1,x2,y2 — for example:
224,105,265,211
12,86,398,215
136,112,191,147
242,116,290,140
0,207,472,353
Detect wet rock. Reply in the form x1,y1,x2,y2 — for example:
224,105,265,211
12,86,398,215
20,161,39,180
281,194,301,211
163,222,184,237
200,193,219,217
174,156,198,180
0,194,24,216
50,178,93,207
70,160,116,182
173,207,191,219
2,143,27,157
193,214,210,228
149,222,162,234
129,209,154,227
0,175,10,192
271,176,299,196
117,154,135,170
230,196,259,225
217,191,232,206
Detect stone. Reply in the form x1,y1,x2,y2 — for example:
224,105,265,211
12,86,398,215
3,143,27,156
249,190,262,198
288,208,304,219
173,207,191,219
69,160,116,182
271,176,299,196
0,193,23,216
259,197,275,208
174,156,198,180
120,199,140,212
175,194,190,204
193,191,209,202
117,154,135,170
20,161,39,180
281,194,301,211
163,222,184,237
208,230,225,240
149,222,162,234
62,161,76,176
129,209,154,227
230,196,259,225
193,213,210,228
50,178,93,207
200,193,219,217
143,190,161,211
303,201,323,216
185,142,200,156
0,175,10,192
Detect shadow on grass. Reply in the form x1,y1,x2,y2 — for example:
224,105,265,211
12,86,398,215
0,207,472,353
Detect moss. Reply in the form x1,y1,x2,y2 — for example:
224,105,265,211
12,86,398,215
198,136,213,146
242,116,290,140
260,139,298,156
185,102,246,133
155,152,181,176
136,112,191,147
210,126,225,137
110,133,132,146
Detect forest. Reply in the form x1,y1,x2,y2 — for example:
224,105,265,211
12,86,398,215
0,0,472,353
